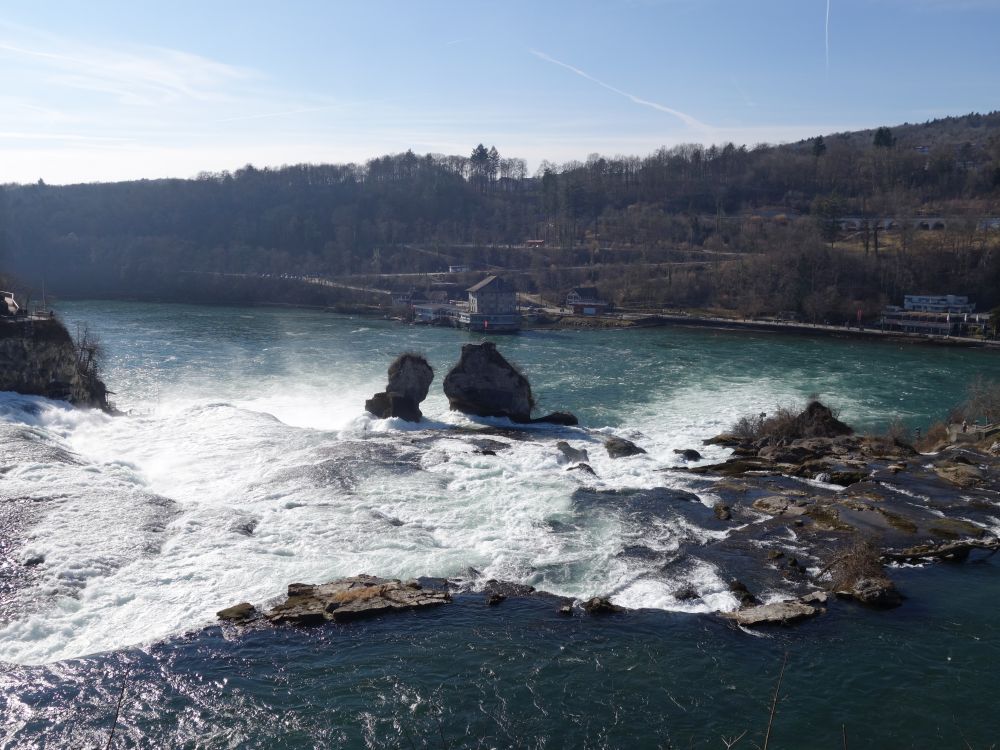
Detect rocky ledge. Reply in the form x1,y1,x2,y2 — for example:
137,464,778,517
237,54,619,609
670,400,1000,626
0,316,109,410
218,575,451,625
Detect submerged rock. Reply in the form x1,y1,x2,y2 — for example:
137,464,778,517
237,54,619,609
674,448,702,461
534,411,579,426
556,441,589,464
245,575,451,625
604,436,647,459
365,353,434,422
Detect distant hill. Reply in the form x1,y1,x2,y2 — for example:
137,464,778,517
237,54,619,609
2,110,999,322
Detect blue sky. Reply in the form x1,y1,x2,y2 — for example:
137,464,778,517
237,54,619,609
2,0,998,184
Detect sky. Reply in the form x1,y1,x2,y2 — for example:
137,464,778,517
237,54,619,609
1,0,999,184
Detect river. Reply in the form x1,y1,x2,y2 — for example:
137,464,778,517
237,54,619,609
1,301,998,748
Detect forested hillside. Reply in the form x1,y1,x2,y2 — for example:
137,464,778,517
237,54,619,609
4,112,1000,320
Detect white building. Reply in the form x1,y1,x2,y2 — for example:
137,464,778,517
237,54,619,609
903,295,975,313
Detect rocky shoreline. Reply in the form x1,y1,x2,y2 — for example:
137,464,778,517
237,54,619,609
225,356,1000,630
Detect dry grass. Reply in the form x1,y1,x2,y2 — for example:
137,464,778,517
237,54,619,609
915,420,950,452
827,537,884,591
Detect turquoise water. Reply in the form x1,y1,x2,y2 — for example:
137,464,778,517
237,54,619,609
1,301,999,748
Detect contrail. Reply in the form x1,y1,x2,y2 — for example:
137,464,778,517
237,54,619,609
825,0,831,71
530,49,709,130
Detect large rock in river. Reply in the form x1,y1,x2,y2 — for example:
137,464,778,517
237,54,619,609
443,342,533,421
387,353,434,404
443,342,577,425
218,575,452,625
365,353,434,422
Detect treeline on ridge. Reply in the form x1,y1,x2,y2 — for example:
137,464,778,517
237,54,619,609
3,111,1000,320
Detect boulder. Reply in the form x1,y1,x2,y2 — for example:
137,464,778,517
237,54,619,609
582,596,624,614
713,502,732,521
567,462,597,476
604,436,647,459
725,600,820,627
673,448,702,461
261,575,451,625
556,441,589,464
442,342,535,421
365,353,434,422
217,602,258,622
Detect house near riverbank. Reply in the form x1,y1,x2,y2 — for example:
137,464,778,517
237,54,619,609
459,275,520,332
565,287,609,316
881,294,990,337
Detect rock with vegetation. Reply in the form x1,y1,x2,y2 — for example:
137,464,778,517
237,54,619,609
0,316,109,410
222,575,452,626
443,342,577,425
826,538,902,608
365,353,433,422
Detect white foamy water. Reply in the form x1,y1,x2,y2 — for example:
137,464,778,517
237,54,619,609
0,381,755,665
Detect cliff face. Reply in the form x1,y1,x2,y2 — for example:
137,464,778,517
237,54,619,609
0,318,109,410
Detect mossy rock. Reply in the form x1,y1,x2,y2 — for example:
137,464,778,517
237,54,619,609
875,508,919,534
928,518,986,540
806,504,854,531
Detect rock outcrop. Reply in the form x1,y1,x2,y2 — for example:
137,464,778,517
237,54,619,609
442,342,577,425
0,317,109,410
218,575,451,625
365,353,434,422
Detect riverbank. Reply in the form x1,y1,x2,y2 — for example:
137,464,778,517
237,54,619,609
529,311,1000,348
